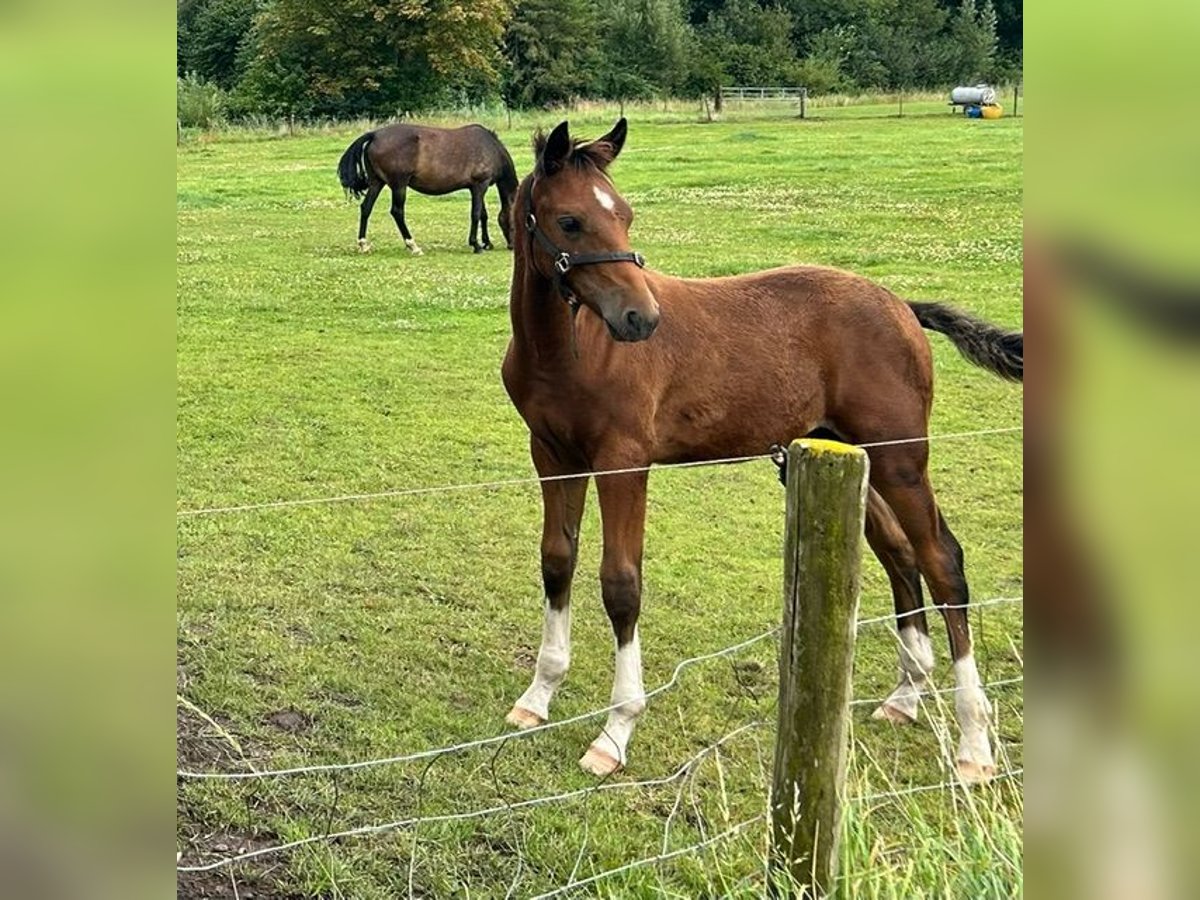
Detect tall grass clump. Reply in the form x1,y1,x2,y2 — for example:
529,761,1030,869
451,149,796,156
177,73,227,129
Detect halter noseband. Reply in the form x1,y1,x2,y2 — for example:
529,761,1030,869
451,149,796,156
523,176,646,310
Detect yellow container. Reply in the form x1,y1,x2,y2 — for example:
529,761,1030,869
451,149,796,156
981,104,1003,119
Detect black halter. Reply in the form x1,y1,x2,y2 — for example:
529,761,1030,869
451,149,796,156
522,176,646,311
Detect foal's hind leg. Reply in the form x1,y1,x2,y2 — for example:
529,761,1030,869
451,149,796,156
868,444,996,784
389,182,422,255
357,181,383,253
864,488,935,724
507,440,588,729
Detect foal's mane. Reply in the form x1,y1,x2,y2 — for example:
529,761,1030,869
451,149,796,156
532,130,618,174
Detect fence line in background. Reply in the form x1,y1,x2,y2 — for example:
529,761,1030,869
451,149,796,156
176,426,1021,519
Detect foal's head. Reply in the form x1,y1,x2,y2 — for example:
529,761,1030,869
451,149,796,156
525,119,659,342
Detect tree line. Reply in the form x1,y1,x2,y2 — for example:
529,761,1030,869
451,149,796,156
177,0,1021,122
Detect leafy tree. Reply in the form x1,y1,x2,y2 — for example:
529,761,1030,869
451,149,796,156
796,27,851,94
698,0,800,86
177,0,261,90
947,0,998,84
855,0,950,91
503,0,602,108
599,0,693,106
236,0,511,119
781,0,868,51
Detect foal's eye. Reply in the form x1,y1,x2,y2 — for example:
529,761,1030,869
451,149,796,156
557,217,582,234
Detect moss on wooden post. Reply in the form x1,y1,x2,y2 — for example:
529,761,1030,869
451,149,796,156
770,438,869,897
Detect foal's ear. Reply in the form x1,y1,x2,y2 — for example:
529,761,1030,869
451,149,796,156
540,120,572,176
591,117,628,167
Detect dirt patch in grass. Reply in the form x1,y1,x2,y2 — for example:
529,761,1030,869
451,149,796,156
264,708,313,734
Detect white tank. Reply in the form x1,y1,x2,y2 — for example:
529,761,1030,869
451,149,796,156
951,85,997,106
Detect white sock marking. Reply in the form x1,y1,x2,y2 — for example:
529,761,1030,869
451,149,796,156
590,629,646,764
515,605,571,720
880,626,935,720
592,185,616,212
952,652,995,769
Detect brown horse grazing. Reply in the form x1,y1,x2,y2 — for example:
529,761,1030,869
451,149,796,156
501,119,1022,783
338,123,519,255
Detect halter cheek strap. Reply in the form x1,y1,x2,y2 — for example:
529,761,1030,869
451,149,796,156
522,176,646,312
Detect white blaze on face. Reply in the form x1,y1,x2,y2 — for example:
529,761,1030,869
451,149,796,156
593,184,616,213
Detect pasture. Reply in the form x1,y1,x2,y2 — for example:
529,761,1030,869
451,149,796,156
177,108,1023,898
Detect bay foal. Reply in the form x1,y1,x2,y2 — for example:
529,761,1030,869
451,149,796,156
501,119,1021,783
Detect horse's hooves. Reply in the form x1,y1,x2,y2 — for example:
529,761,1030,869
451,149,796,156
579,745,623,777
404,240,423,256
956,759,996,785
473,246,485,254
872,702,917,725
357,240,372,254
483,243,494,251
505,706,545,730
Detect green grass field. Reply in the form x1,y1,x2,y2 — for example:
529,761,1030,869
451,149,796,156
177,106,1022,898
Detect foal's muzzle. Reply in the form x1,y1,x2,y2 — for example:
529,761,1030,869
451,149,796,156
606,304,660,342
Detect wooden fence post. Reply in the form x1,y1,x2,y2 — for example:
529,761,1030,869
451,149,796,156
770,438,868,897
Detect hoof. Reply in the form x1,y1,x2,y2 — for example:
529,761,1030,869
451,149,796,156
357,240,371,254
872,702,917,725
404,240,423,256
483,242,494,251
505,706,545,730
472,245,485,254
579,745,622,777
956,759,996,785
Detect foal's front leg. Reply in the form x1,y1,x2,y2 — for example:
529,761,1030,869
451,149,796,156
580,470,649,776
506,456,588,728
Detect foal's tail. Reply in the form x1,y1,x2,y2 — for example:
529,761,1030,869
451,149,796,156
907,301,1023,382
337,131,375,199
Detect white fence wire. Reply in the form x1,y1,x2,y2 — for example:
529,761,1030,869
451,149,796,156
176,425,1021,519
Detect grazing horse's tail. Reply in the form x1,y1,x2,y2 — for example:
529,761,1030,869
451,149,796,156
337,131,375,199
908,301,1023,382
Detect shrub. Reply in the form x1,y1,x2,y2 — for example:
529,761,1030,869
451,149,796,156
177,73,227,129
794,56,843,96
